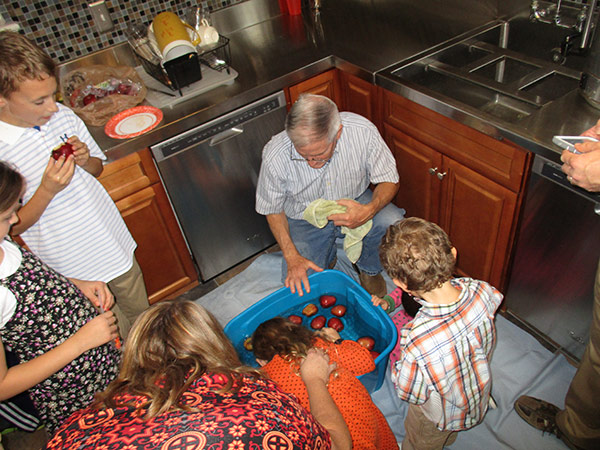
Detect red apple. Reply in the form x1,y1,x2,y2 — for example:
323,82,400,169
319,294,336,308
288,314,302,325
310,315,326,330
302,303,318,317
82,93,97,105
357,336,375,351
327,317,344,331
370,351,380,360
331,305,347,317
116,83,131,95
51,142,74,160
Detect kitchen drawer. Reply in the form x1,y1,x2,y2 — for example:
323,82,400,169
382,90,529,193
98,149,160,202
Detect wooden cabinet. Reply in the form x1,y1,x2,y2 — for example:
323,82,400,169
99,149,198,304
382,90,531,291
287,69,342,107
339,71,379,127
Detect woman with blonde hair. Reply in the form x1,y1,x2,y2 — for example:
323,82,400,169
47,300,351,449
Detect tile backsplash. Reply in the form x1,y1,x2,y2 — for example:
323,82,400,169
0,0,244,63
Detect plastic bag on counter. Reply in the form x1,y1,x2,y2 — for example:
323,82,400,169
60,65,147,127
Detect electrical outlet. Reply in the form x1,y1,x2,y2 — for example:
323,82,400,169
89,1,114,33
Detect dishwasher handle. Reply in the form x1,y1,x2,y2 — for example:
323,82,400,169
209,126,244,146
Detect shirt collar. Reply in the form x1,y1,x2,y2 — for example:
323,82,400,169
415,279,465,317
0,119,32,146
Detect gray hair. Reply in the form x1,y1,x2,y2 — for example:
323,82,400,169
285,94,341,148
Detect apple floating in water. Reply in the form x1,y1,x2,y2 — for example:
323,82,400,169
357,336,375,351
327,317,344,331
51,142,74,160
319,294,336,308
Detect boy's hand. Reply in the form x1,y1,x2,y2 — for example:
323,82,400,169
69,278,115,311
41,155,75,195
371,294,388,310
67,136,91,167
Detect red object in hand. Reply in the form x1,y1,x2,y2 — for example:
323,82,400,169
82,93,97,105
331,305,347,317
51,142,74,160
310,315,326,330
288,314,302,325
302,303,318,317
357,336,375,351
327,317,344,331
319,295,336,308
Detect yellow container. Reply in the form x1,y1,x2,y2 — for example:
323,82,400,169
152,12,199,55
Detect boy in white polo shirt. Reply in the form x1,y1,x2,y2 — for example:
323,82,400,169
0,31,148,339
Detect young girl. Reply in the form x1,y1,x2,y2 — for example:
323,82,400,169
252,317,398,450
0,161,121,434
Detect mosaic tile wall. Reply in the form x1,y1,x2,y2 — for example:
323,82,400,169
0,0,244,63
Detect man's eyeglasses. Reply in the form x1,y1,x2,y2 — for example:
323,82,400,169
290,137,338,164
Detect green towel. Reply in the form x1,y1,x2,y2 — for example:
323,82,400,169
302,199,372,264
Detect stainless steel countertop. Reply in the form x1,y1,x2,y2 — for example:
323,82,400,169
84,0,600,165
88,0,498,161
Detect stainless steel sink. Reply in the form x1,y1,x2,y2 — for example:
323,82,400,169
381,17,585,125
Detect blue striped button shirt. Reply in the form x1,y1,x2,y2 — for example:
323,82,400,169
256,112,399,220
0,104,136,282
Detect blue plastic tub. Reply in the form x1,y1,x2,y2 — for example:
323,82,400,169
223,270,398,393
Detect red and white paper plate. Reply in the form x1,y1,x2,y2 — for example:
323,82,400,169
104,105,163,139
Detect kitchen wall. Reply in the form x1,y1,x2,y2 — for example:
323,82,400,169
0,0,245,63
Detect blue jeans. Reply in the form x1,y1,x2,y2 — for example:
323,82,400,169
284,190,405,281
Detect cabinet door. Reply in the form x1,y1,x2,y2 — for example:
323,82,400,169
288,69,342,106
99,149,198,304
340,71,378,125
384,124,441,223
114,184,198,304
439,158,517,289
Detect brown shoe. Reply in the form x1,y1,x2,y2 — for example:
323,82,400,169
328,257,337,270
514,396,583,450
358,271,386,297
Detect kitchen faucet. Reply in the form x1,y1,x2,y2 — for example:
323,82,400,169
530,0,598,62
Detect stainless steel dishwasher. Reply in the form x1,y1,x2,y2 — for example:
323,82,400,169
150,91,286,280
504,154,600,360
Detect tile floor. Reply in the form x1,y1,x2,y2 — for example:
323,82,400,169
0,244,281,450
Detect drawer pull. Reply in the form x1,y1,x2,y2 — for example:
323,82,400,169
428,167,438,175
437,171,447,180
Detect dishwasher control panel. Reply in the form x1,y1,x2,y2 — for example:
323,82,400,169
152,91,286,161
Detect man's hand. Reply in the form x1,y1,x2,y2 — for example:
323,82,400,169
69,279,115,312
562,141,600,192
581,118,600,140
328,199,374,229
285,253,323,296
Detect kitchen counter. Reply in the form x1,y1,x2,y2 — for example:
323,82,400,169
81,0,499,161
76,0,600,165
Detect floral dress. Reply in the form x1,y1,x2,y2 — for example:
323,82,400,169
0,244,120,434
46,373,332,449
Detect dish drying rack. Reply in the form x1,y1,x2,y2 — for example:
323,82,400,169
136,36,232,94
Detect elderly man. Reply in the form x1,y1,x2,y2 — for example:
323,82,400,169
256,93,405,296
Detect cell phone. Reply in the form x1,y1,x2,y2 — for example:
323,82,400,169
552,135,599,154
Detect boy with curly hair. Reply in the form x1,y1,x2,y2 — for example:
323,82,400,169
379,217,503,450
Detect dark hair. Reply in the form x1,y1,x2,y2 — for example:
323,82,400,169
0,161,24,213
95,300,262,419
0,31,56,97
252,317,316,362
380,217,455,292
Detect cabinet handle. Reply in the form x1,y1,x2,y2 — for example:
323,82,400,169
428,167,438,175
437,171,447,180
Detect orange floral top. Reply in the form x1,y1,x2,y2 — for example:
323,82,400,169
262,337,398,450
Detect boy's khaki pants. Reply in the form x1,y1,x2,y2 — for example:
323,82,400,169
402,404,457,450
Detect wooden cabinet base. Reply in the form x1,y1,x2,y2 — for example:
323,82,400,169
100,149,198,304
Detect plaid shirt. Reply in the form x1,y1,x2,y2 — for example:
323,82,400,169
391,277,503,431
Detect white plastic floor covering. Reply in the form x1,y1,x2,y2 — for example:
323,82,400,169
195,249,575,450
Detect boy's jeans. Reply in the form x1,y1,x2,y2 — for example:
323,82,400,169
283,189,405,283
